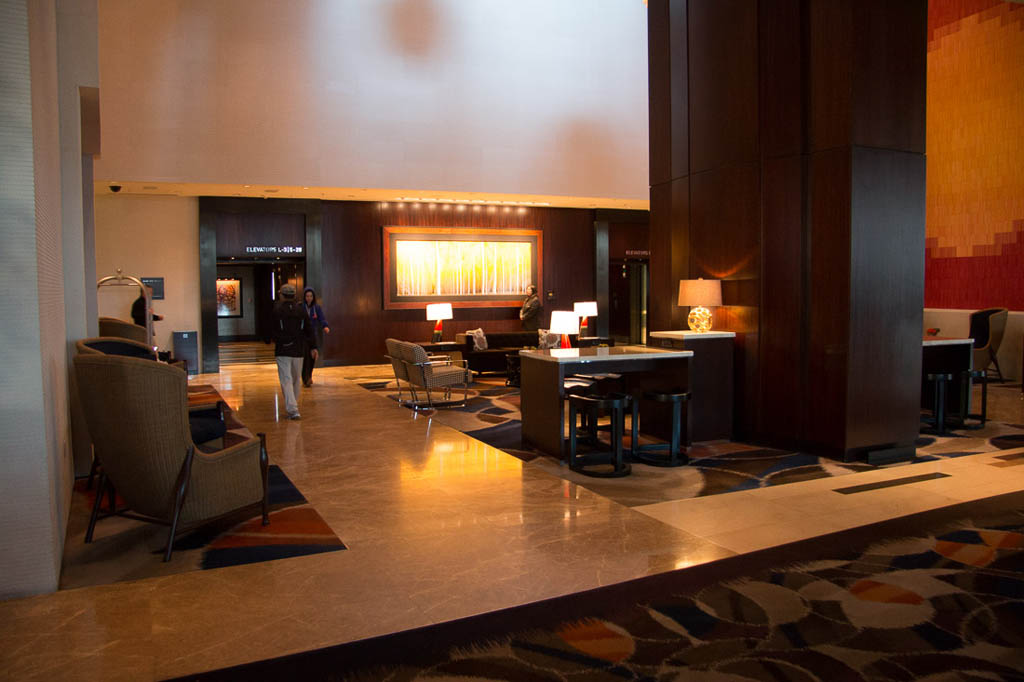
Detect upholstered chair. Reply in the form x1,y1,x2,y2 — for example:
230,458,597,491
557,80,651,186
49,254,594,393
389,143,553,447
98,317,149,344
73,354,268,561
969,307,1008,381
397,340,473,408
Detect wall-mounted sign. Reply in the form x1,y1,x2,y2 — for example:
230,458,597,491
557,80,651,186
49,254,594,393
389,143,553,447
141,277,164,299
244,245,304,255
625,249,651,257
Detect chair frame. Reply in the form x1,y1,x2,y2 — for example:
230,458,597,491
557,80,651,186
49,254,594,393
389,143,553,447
86,435,270,561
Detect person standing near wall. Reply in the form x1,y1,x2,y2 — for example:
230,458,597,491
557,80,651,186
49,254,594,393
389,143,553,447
520,284,542,331
131,285,163,327
273,283,317,420
301,287,330,387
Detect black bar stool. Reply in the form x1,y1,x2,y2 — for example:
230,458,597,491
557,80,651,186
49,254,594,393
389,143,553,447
959,368,988,429
629,388,691,467
924,373,953,435
568,392,632,477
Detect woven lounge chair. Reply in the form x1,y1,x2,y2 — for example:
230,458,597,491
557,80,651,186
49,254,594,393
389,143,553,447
73,354,269,561
98,317,149,344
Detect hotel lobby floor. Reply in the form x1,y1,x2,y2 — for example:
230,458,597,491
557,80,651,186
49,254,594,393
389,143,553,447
2,363,1023,681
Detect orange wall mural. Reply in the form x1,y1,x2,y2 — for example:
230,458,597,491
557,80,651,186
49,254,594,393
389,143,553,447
925,0,1024,310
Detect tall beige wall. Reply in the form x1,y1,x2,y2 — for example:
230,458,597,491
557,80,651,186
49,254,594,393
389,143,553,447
1,0,74,599
94,195,201,354
93,0,649,200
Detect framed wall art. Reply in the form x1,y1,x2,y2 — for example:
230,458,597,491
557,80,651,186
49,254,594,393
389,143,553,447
382,226,542,309
216,278,243,318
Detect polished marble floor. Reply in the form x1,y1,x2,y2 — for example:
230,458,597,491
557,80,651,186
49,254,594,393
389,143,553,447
1,363,1022,681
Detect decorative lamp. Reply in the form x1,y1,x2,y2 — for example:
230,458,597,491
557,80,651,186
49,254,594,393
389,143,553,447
549,310,580,349
426,302,453,342
573,301,598,337
677,278,722,333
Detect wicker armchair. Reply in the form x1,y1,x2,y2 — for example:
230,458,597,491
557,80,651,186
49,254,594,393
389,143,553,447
396,340,473,408
76,336,157,360
73,354,269,561
98,317,148,344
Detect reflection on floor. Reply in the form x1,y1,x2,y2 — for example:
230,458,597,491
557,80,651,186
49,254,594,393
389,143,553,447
1,363,1022,681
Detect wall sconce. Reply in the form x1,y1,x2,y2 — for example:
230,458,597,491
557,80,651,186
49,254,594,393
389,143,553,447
549,310,580,349
426,302,453,342
573,301,598,337
677,278,722,332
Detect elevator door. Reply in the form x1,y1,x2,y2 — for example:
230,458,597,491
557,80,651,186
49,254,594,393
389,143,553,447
609,259,648,345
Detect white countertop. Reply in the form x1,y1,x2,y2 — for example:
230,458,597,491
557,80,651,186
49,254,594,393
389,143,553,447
922,337,974,347
520,345,693,363
649,330,737,340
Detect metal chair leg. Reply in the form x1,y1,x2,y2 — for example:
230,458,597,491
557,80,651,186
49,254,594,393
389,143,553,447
164,446,195,562
85,471,107,543
258,433,270,526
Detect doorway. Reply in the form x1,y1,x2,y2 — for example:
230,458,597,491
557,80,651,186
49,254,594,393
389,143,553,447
609,259,648,345
216,259,304,365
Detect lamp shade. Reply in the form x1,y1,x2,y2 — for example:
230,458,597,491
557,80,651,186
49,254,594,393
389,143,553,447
548,310,580,335
677,279,722,307
425,302,453,321
573,301,598,317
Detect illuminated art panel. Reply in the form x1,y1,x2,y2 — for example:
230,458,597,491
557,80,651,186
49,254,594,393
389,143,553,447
383,227,542,309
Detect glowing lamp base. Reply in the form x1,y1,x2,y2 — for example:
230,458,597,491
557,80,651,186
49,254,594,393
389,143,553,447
687,306,713,333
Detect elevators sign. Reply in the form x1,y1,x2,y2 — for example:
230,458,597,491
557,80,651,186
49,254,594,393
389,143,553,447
244,245,304,255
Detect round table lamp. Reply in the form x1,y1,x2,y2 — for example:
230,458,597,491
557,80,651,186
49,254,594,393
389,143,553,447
677,279,722,333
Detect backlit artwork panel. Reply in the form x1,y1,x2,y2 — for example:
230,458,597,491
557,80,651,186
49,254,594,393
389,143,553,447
383,227,542,309
395,240,532,297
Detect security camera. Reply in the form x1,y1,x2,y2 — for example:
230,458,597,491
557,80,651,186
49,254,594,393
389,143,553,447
109,184,122,193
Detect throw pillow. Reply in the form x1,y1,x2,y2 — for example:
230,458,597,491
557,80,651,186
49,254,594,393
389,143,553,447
466,328,488,351
538,329,560,350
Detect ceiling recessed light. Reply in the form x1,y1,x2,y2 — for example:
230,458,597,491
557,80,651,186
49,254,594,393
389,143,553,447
243,185,252,188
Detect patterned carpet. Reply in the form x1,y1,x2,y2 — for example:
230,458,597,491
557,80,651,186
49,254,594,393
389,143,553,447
182,492,1024,681
354,376,1024,506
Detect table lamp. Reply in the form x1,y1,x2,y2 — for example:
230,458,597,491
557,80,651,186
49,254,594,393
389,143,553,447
426,302,453,342
677,278,722,333
573,301,598,336
549,310,580,349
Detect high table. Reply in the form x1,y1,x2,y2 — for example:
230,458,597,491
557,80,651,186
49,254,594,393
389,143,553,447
520,345,693,459
648,330,735,441
921,336,974,423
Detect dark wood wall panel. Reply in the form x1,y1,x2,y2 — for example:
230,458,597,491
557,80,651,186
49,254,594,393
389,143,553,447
669,0,689,180
688,0,760,173
852,0,927,153
806,147,852,455
809,0,853,152
319,202,597,365
215,212,306,258
648,0,672,187
648,181,675,333
759,0,804,159
759,154,804,443
846,147,925,451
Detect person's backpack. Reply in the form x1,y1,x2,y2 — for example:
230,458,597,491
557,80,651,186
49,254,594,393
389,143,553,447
276,301,307,351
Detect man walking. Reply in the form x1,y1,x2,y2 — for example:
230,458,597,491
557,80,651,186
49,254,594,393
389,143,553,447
273,283,317,419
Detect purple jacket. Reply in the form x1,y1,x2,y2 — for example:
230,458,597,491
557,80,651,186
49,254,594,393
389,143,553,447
302,288,329,330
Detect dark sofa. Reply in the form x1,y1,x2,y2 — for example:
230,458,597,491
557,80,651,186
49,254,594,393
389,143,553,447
453,331,615,373
454,331,542,373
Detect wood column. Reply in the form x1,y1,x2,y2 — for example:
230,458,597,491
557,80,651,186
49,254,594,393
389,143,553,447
648,0,926,460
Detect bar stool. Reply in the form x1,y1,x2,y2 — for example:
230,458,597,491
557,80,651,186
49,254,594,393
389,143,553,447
629,388,691,467
959,368,988,429
568,392,632,477
924,373,953,435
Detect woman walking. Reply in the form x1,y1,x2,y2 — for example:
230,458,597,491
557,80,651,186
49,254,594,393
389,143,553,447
301,287,330,387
